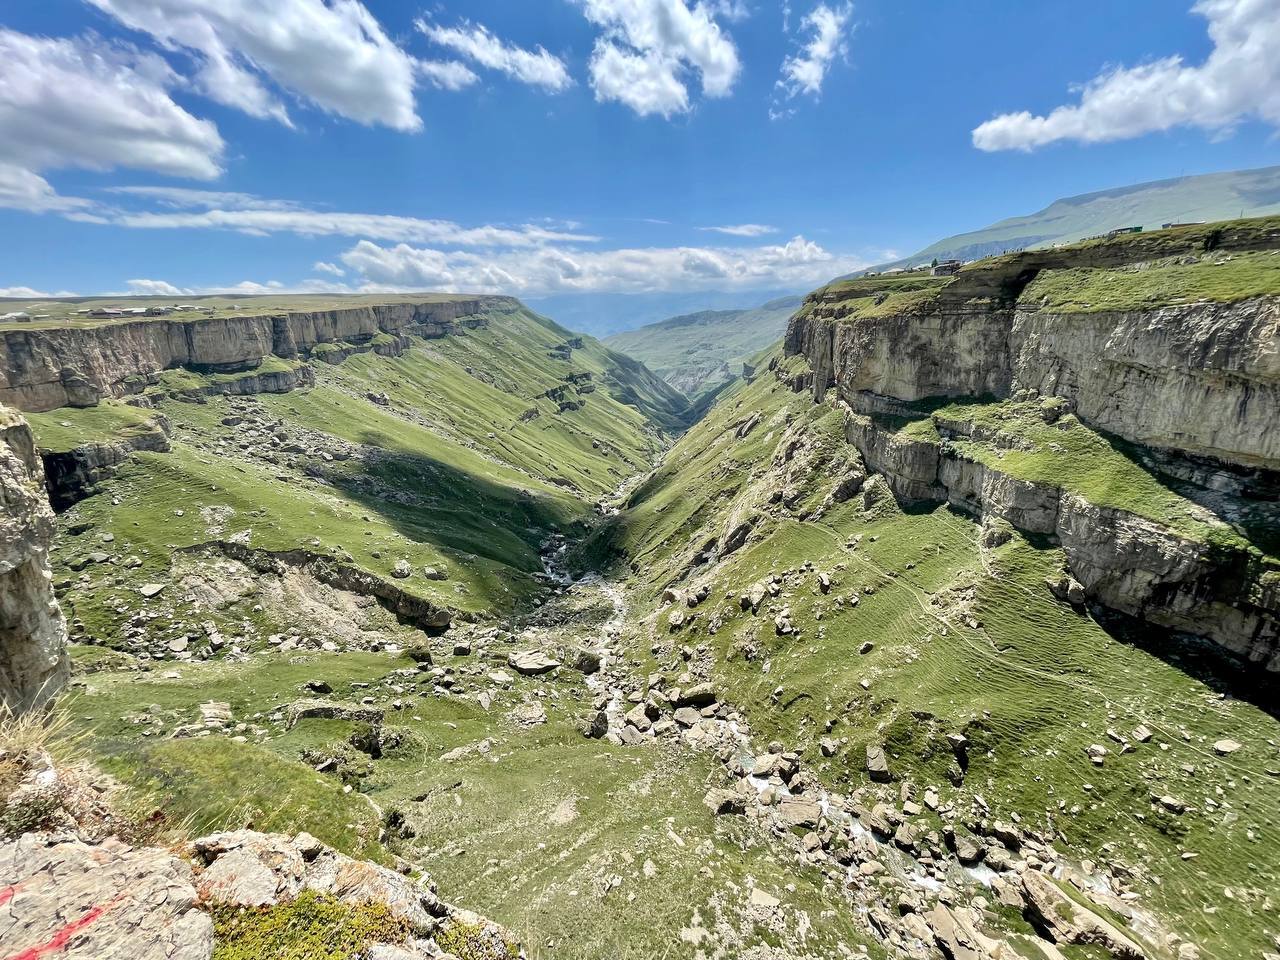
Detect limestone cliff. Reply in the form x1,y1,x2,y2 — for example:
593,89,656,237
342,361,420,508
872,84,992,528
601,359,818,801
0,404,68,712
786,219,1280,474
781,218,1280,670
843,408,1279,671
0,297,511,412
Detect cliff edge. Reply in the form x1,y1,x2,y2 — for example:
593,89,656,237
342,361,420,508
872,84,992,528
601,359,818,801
0,403,68,712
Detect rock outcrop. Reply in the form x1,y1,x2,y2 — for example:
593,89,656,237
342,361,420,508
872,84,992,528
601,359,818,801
0,298,511,412
842,405,1280,672
183,541,454,633
0,834,213,960
41,414,172,510
0,404,68,712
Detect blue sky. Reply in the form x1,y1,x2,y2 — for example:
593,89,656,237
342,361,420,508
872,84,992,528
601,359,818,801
1,0,1278,300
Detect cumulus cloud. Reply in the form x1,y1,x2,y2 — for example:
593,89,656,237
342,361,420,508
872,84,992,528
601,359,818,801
700,223,777,237
313,261,347,277
416,20,572,92
577,0,742,117
0,164,96,215
973,0,1280,151
777,2,853,101
338,234,866,295
85,0,422,131
0,28,224,213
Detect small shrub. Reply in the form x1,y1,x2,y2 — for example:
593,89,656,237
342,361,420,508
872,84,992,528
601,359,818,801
435,919,521,960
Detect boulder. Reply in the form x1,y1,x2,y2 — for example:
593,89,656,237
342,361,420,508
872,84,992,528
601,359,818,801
1020,869,1148,960
704,788,747,816
775,797,822,830
507,650,560,676
866,743,892,781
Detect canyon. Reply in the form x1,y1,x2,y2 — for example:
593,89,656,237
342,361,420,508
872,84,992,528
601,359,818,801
1,217,1278,960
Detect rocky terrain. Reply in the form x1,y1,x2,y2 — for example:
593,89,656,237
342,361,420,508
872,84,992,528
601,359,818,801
1,216,1279,960
1,403,68,712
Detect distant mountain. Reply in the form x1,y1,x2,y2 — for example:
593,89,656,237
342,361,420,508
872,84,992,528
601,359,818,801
604,295,803,403
527,289,799,338
841,164,1280,278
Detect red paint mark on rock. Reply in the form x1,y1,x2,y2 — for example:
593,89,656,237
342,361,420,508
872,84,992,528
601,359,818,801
5,895,124,960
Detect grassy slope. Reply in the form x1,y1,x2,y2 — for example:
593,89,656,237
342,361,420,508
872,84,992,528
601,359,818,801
68,638,874,960
604,296,802,401
596,358,1280,960
24,401,158,453
1022,248,1280,313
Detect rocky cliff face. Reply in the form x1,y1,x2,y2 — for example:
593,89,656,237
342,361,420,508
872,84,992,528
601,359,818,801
0,404,68,712
781,220,1280,671
844,408,1280,671
0,298,511,412
786,223,1280,474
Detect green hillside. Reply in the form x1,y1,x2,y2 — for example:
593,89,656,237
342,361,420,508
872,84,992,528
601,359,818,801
604,295,802,403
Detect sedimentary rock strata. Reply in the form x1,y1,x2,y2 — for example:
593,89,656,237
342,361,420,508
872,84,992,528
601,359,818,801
0,404,68,712
0,297,510,412
785,226,1280,473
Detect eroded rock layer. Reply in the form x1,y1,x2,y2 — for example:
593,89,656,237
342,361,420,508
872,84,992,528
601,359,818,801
0,404,69,712
0,297,510,412
785,222,1280,472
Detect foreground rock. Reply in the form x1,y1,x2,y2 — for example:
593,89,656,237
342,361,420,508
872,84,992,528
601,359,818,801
0,834,212,960
192,830,518,958
0,827,521,960
0,403,69,713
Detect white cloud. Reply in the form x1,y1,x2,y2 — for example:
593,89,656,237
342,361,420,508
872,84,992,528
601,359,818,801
0,164,96,214
85,0,422,131
973,0,1280,151
700,223,777,237
418,59,480,92
0,28,224,212
777,3,852,100
338,234,867,295
416,20,572,92
107,186,305,211
103,189,599,246
577,0,742,117
313,261,347,277
126,278,192,296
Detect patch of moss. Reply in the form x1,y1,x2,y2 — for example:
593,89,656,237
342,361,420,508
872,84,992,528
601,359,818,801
211,890,409,960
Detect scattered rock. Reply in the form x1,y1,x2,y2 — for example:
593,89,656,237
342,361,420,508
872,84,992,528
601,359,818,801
507,650,560,675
